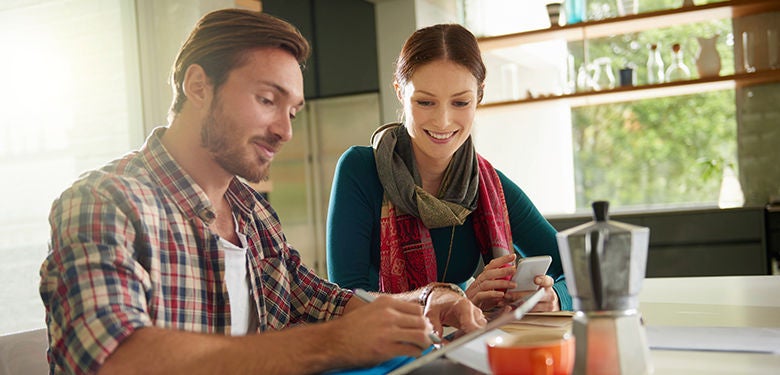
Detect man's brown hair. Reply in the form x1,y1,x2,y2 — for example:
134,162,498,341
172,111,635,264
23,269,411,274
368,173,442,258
169,9,310,119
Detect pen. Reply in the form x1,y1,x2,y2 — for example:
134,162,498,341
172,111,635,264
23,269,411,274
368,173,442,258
353,288,442,344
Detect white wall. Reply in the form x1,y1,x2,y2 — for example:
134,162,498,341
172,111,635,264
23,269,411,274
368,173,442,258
472,103,576,214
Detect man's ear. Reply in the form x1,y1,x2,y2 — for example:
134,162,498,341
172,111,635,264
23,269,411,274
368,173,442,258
182,64,212,109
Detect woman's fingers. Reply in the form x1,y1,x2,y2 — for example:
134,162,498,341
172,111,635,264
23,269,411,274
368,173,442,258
532,275,560,312
476,264,516,286
466,255,520,310
535,275,554,288
476,277,514,292
484,253,516,270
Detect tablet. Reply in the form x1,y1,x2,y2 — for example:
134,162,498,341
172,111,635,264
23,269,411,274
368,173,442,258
386,288,546,375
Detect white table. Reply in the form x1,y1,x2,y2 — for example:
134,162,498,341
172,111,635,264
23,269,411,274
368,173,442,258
412,275,780,374
640,275,780,375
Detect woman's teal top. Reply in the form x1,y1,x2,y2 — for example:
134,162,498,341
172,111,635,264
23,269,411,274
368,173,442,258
326,146,572,310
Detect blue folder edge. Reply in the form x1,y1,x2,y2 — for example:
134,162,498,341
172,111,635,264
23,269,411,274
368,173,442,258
322,346,434,375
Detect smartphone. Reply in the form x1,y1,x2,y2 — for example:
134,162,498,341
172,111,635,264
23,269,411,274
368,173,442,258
508,255,552,292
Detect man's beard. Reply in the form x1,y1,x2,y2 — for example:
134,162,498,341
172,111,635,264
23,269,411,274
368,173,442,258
200,99,276,183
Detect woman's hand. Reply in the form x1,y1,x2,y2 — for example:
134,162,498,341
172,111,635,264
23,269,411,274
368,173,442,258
504,275,560,312
423,286,486,339
465,253,517,311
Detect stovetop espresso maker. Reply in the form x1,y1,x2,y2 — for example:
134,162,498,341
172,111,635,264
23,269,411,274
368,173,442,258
556,201,653,375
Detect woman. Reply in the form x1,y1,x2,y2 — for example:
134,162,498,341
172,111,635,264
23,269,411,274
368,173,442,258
326,24,571,312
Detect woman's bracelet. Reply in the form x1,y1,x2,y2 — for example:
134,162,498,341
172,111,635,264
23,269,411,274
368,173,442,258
418,282,467,306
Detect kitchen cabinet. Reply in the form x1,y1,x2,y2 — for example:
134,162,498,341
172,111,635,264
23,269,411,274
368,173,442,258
475,0,780,108
265,93,381,276
261,0,379,99
546,206,770,277
767,205,780,272
259,0,317,98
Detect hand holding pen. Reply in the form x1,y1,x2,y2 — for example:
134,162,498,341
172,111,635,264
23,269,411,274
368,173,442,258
354,288,442,346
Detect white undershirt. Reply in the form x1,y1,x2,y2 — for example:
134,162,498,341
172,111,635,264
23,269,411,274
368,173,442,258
218,221,252,336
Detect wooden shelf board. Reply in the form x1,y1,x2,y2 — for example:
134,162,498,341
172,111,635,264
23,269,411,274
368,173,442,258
478,0,780,51
479,69,780,108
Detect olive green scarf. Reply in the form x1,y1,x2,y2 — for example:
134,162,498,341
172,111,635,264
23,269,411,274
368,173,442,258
371,123,478,229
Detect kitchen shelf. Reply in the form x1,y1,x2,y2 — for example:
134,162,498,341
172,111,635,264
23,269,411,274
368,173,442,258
478,0,780,51
478,69,780,108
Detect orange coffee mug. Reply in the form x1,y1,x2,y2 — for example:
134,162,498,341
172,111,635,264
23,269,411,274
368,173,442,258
486,331,575,375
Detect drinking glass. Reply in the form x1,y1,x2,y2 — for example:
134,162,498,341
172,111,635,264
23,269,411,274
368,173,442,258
742,31,756,73
500,63,521,100
616,0,638,16
768,29,779,70
564,0,585,24
546,2,562,27
619,66,636,87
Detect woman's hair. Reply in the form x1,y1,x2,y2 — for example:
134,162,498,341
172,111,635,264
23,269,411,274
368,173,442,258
394,24,486,103
169,9,310,118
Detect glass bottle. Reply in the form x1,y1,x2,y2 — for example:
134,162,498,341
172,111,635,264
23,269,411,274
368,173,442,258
665,43,691,82
565,53,576,94
592,57,616,91
576,63,593,92
646,43,665,84
564,0,585,24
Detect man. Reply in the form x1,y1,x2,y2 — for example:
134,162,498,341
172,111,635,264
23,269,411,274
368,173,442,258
39,9,485,375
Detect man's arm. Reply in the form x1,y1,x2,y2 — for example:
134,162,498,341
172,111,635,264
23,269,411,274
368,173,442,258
44,178,483,374
99,296,434,375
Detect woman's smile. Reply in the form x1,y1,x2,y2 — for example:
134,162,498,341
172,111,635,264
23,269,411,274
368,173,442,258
425,129,458,143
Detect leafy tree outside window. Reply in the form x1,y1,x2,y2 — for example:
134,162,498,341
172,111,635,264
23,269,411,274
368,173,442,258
570,0,737,211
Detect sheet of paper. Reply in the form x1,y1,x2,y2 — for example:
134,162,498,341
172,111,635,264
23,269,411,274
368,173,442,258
524,311,576,318
646,326,780,354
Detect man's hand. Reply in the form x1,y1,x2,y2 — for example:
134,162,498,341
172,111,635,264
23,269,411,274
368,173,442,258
331,295,435,368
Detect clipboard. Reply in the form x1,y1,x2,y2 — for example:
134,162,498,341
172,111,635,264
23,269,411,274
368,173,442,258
387,288,546,375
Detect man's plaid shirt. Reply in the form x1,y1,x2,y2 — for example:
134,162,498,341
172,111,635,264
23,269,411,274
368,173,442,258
40,127,352,374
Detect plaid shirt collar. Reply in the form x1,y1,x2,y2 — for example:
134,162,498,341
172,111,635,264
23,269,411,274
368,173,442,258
140,126,257,227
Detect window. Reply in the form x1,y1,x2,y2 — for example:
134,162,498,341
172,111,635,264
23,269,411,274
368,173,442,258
465,0,762,215
0,0,143,334
569,15,738,211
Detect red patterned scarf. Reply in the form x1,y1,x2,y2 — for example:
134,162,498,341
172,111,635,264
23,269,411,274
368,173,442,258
378,155,513,293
